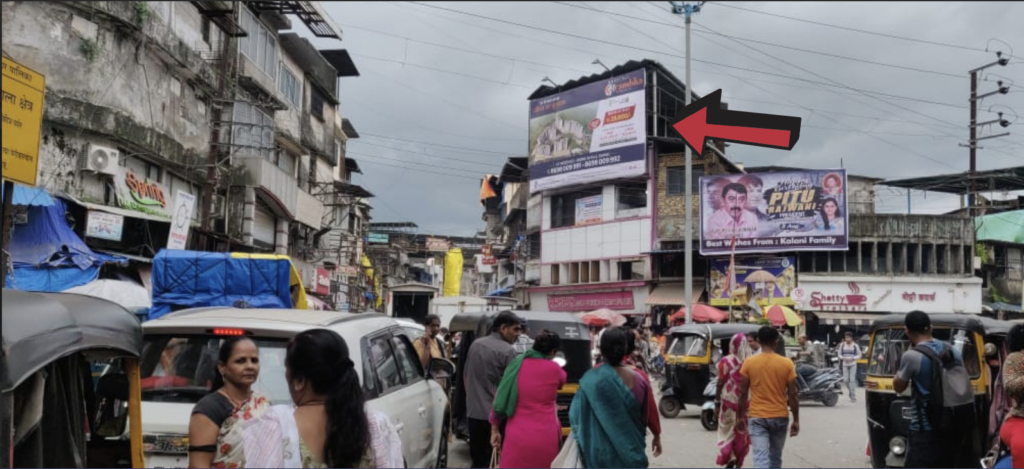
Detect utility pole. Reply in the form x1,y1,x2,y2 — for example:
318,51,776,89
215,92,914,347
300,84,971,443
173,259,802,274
1,181,12,287
670,0,705,325
963,51,1011,217
199,12,238,251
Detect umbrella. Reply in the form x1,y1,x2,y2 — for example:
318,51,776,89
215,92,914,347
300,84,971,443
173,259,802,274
581,308,627,327
743,270,777,284
764,304,803,327
670,304,728,324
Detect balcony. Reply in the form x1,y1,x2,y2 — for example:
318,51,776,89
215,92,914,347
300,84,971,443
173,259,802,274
849,214,974,244
296,189,324,229
235,156,299,219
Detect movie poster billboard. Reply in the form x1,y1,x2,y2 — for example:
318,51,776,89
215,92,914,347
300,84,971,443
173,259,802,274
707,256,797,307
528,69,647,192
700,169,848,255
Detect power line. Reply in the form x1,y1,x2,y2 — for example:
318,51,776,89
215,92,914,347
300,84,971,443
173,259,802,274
711,2,988,53
352,140,504,168
351,53,535,89
359,133,514,155
352,154,483,181
343,95,523,143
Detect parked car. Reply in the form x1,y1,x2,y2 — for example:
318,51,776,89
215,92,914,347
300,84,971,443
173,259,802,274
137,308,453,468
397,318,426,341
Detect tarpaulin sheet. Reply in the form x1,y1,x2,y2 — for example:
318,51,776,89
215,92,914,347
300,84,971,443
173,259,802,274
976,210,1024,244
1,183,55,207
149,250,305,320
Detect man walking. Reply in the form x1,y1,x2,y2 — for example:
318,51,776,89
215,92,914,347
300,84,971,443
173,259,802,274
893,311,975,468
464,311,521,468
746,331,762,355
739,327,800,469
837,332,862,403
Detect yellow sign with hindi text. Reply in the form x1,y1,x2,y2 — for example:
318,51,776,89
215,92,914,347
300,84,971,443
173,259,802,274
2,57,45,187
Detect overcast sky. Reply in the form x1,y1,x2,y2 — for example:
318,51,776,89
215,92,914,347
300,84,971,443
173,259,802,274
299,1,1024,236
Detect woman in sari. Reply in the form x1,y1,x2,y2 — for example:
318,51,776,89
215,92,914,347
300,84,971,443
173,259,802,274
188,337,270,469
570,327,661,468
714,333,753,468
999,324,1023,468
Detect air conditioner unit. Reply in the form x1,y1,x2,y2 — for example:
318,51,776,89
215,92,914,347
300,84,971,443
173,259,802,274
80,144,120,176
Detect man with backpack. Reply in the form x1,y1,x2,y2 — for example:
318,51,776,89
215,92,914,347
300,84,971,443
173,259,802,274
893,311,977,468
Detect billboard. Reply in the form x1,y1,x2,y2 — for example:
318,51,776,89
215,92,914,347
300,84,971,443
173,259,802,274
699,169,848,255
708,256,796,307
528,69,647,192
575,195,603,226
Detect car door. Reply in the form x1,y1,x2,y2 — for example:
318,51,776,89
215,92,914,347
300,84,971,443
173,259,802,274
362,331,430,468
389,332,438,468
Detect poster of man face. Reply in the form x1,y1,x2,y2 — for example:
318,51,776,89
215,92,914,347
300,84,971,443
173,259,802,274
699,169,848,255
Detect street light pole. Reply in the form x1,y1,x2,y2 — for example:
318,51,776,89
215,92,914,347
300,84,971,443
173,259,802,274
670,1,704,325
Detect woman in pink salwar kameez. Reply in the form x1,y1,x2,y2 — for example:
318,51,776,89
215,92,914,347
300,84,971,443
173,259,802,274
490,331,567,469
715,333,753,468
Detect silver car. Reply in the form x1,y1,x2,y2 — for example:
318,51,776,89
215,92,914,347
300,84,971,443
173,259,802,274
138,308,452,468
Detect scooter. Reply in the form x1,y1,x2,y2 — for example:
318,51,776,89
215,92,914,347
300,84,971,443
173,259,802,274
700,378,719,431
796,364,844,407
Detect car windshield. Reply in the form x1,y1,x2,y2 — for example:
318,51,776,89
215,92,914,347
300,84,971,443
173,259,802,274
866,328,981,378
668,335,708,357
140,335,293,405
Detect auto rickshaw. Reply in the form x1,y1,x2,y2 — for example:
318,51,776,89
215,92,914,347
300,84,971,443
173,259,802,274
2,290,145,469
449,310,592,439
659,323,776,430
864,313,1012,469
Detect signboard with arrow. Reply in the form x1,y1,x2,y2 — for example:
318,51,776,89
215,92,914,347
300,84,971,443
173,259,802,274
672,89,802,156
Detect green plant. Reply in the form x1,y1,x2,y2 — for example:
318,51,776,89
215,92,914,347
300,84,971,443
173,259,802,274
991,287,1011,304
976,242,992,264
133,1,150,24
79,38,101,63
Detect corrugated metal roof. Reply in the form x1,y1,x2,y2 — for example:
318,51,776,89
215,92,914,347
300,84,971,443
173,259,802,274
3,184,55,207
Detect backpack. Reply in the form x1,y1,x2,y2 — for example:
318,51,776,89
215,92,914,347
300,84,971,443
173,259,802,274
912,343,975,432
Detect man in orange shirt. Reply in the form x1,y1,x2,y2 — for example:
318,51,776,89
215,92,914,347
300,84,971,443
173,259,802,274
738,327,800,469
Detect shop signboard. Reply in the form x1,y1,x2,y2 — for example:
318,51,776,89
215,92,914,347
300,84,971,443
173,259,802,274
575,195,603,226
699,169,848,255
166,190,196,250
796,276,982,314
2,57,45,187
528,69,647,192
368,232,389,244
336,265,360,277
85,211,124,241
707,256,796,306
314,268,331,296
426,237,450,252
547,291,635,312
114,167,172,219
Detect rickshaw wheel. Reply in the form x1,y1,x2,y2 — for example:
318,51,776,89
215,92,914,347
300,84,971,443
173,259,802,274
659,396,681,419
701,409,718,431
821,392,839,407
436,414,450,468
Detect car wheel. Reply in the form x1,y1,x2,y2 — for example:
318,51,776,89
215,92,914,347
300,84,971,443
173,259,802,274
436,414,451,468
821,392,839,407
659,396,681,419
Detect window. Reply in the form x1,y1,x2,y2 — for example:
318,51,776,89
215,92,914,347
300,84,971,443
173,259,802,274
276,149,296,175
550,265,560,285
619,260,645,281
232,103,274,160
550,188,601,229
390,336,423,385
798,252,814,274
310,86,326,121
666,166,704,196
367,335,403,395
814,251,829,272
830,251,846,273
862,242,876,274
239,8,277,80
617,183,648,213
922,244,934,274
146,163,163,184
867,328,980,378
937,244,949,274
877,242,890,274
844,243,860,273
201,17,212,46
668,335,707,357
657,253,685,278
278,64,302,107
361,340,380,398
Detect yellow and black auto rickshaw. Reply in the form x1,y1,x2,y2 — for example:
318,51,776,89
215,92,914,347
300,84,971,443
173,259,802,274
864,313,1012,469
659,323,772,431
2,289,145,468
449,310,592,439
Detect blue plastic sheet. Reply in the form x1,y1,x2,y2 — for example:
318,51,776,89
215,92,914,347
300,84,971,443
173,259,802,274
149,251,296,320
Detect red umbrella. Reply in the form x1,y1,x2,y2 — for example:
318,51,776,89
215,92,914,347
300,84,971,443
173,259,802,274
670,304,728,324
581,308,628,327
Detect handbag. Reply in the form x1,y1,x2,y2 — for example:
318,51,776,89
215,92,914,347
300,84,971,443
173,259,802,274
490,448,501,469
551,432,585,468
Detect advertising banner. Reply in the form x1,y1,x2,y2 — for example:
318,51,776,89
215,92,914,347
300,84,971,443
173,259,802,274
368,233,389,244
336,265,360,277
547,291,635,312
481,244,497,265
114,167,172,219
167,190,196,250
708,256,796,307
575,195,603,226
528,69,647,192
426,237,450,252
85,211,124,241
699,169,848,255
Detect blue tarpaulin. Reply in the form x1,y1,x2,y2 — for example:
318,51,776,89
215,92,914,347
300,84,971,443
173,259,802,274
149,251,296,320
5,199,124,292
1,183,55,207
487,287,512,296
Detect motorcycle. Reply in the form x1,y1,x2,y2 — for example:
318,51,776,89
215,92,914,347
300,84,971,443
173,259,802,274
700,378,719,431
796,363,843,407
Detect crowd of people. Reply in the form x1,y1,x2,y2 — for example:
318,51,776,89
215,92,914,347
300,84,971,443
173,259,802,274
178,310,1022,469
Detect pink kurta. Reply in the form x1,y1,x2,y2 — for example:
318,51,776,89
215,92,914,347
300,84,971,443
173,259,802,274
497,358,567,469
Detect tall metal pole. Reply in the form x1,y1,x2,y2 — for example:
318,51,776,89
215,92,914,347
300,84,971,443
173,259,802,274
684,13,693,326
1,181,13,288
969,71,977,218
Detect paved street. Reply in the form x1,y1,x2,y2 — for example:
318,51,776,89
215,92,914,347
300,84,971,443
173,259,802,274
450,387,871,468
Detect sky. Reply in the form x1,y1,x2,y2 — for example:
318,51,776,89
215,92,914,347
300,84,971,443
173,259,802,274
297,1,1024,236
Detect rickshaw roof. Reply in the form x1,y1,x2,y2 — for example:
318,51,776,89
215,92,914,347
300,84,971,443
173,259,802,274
447,310,587,336
2,289,143,392
976,316,1013,336
668,323,763,339
868,313,988,334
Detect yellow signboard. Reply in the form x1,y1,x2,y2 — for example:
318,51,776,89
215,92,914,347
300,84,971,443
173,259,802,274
2,57,46,187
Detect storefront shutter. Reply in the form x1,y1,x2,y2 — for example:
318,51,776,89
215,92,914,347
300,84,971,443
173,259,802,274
253,208,276,245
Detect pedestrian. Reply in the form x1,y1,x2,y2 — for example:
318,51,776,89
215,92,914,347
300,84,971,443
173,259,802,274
998,323,1023,468
415,314,446,369
513,324,535,355
489,330,566,468
282,329,403,468
837,332,863,403
893,311,976,468
745,332,762,356
187,337,269,468
570,327,661,468
715,333,753,468
738,326,799,469
465,311,521,468
622,327,662,447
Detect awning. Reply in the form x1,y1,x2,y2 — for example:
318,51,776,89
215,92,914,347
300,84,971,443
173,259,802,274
646,283,705,306
60,194,171,223
812,312,886,327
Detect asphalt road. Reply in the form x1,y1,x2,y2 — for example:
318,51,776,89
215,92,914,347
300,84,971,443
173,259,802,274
449,387,872,469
